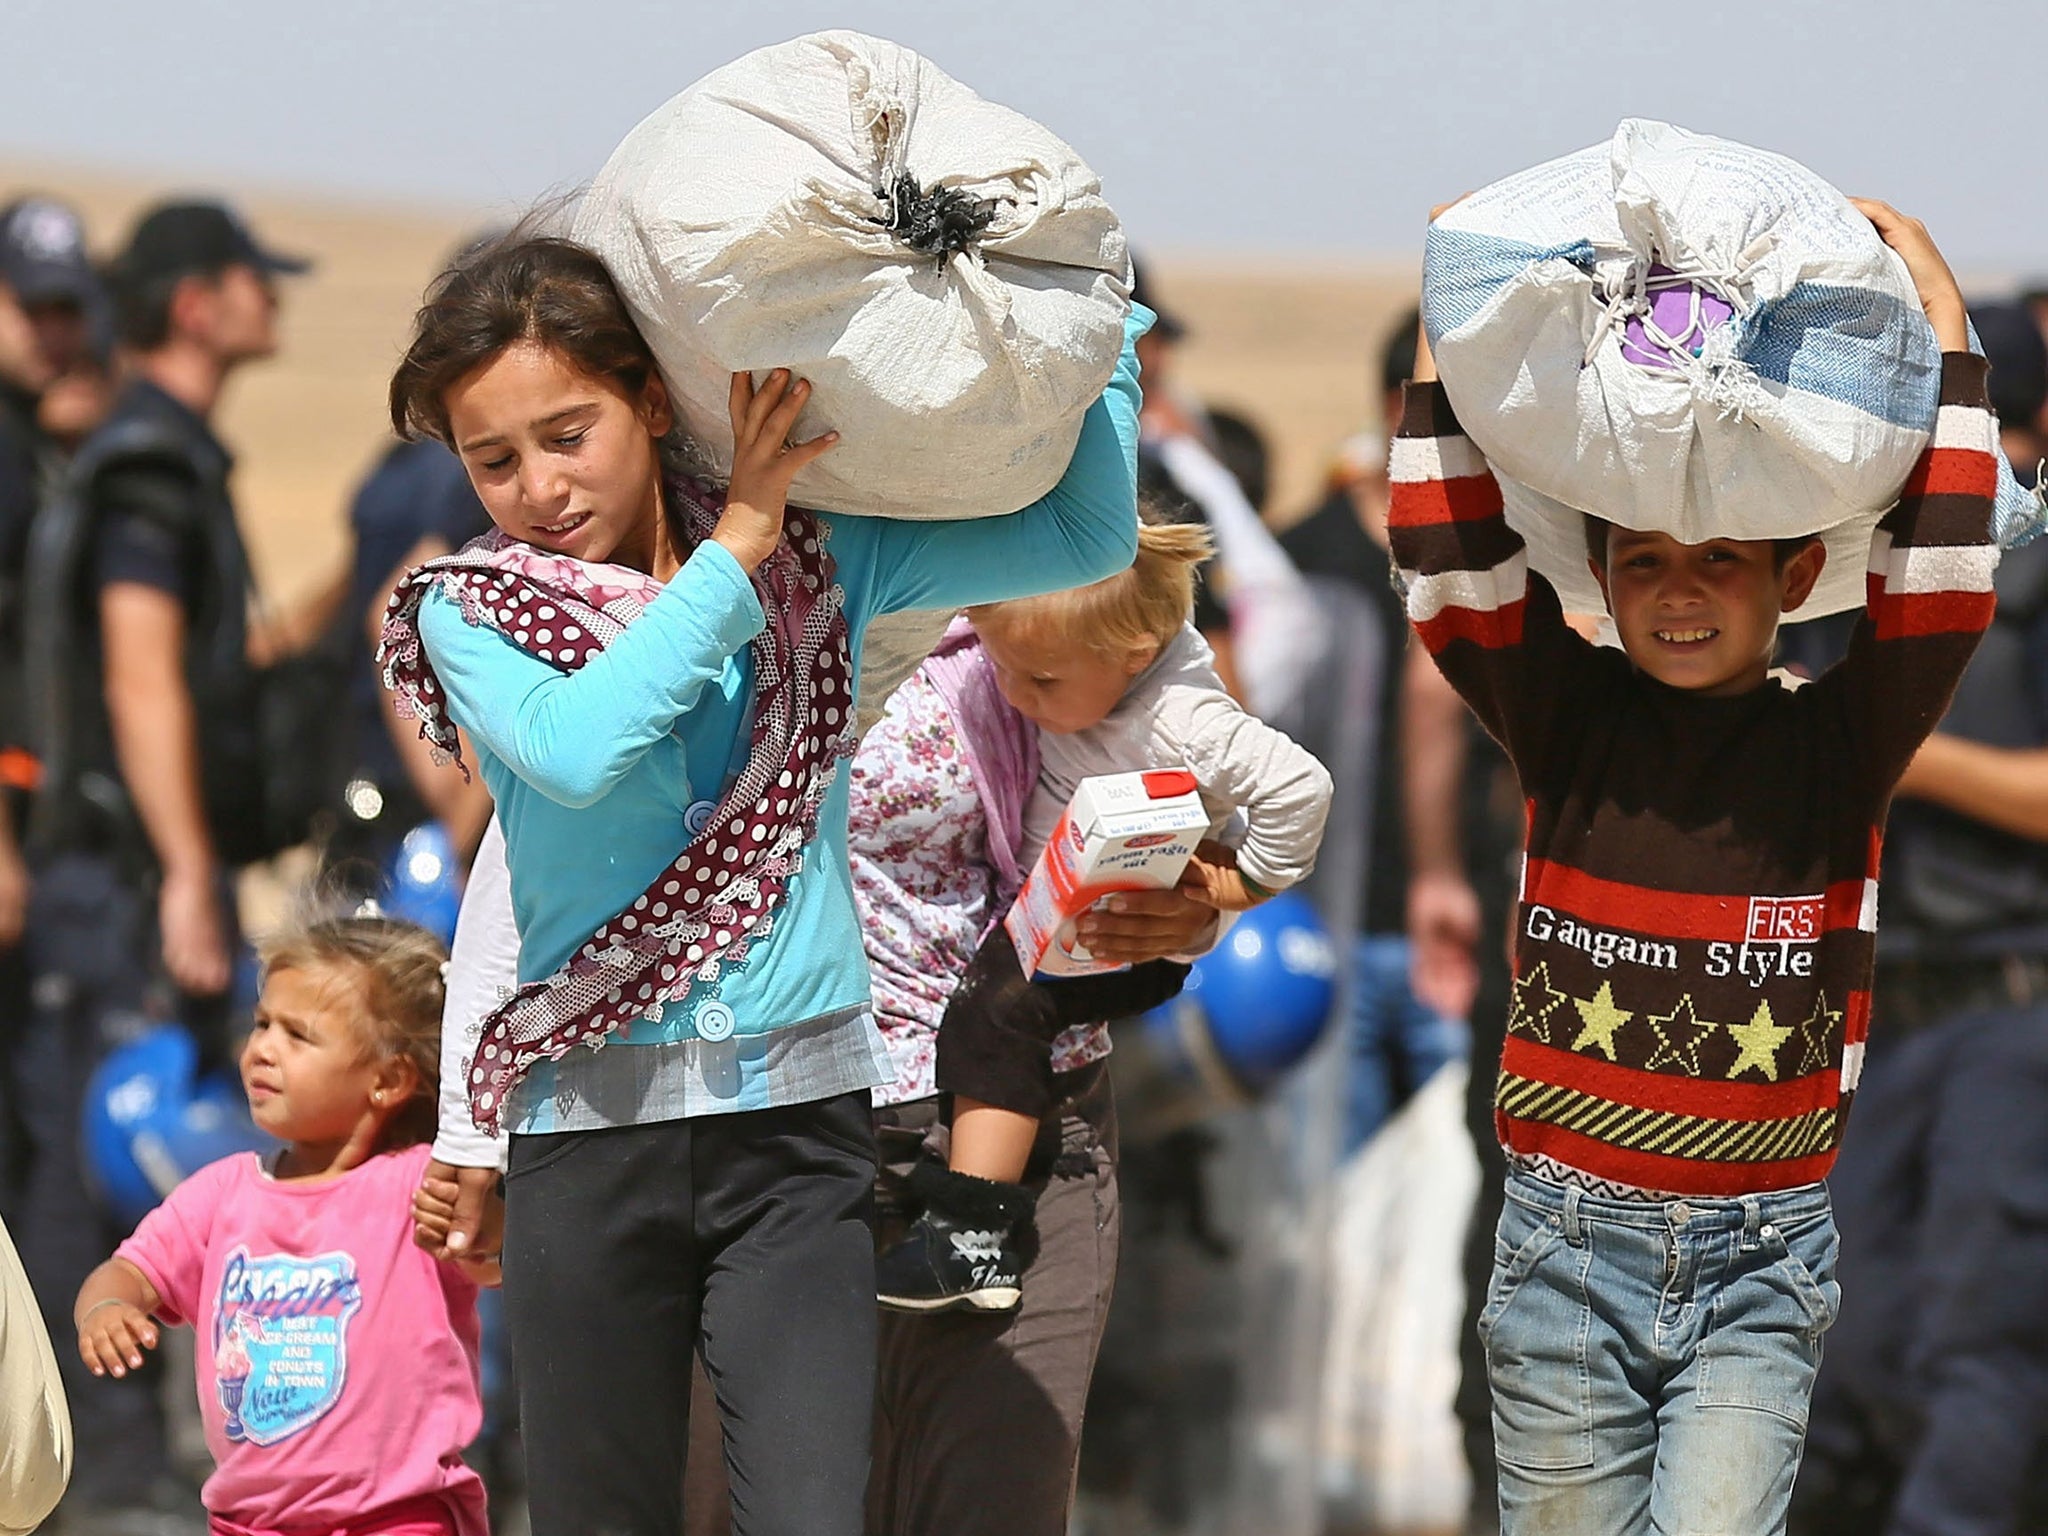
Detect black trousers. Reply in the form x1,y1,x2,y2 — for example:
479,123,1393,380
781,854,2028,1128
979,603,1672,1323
502,1091,880,1536
680,1069,1123,1536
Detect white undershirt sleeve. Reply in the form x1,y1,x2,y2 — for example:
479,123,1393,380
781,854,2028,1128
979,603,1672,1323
432,816,518,1170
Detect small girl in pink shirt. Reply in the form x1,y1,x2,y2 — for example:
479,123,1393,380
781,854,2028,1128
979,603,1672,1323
73,915,497,1536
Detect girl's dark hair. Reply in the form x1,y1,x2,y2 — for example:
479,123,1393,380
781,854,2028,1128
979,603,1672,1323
389,233,660,446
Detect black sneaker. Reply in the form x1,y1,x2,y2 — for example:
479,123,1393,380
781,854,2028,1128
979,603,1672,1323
876,1162,1036,1314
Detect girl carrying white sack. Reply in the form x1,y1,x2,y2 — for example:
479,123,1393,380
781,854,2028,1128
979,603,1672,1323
386,34,1155,1533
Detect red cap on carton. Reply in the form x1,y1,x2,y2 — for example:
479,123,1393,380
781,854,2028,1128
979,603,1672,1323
1142,770,1198,799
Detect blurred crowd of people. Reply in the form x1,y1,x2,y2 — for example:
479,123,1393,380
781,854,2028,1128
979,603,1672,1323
1,184,2044,1536
0,191,498,1534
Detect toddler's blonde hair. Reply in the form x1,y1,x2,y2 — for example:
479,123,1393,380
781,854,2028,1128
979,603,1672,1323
256,914,448,1149
972,504,1214,658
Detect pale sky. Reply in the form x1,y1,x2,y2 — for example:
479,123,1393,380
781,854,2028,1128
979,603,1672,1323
5,0,2045,270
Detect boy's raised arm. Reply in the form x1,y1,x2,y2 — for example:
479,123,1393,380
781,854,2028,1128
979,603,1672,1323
1388,306,1594,777
1820,206,2000,797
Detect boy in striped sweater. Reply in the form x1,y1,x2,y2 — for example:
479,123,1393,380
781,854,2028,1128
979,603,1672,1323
1391,202,1998,1536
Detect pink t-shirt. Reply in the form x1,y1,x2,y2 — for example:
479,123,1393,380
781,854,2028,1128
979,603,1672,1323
117,1143,488,1536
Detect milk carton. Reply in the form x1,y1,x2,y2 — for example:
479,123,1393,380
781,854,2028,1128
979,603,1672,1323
1006,769,1209,979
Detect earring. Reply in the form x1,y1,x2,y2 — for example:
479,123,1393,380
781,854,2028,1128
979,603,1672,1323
372,1090,384,1105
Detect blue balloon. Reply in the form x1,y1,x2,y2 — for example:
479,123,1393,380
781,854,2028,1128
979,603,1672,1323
84,1024,272,1229
1140,890,1339,1097
384,822,463,945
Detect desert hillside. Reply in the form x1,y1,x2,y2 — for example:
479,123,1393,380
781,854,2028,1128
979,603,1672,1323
2,160,1422,607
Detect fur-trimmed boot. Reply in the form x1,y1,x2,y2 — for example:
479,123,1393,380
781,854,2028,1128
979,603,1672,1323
876,1160,1038,1315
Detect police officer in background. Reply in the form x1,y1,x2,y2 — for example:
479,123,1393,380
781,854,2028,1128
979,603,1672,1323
0,195,108,451
19,198,305,1532
0,195,103,926
0,193,102,1304
1788,302,2048,1536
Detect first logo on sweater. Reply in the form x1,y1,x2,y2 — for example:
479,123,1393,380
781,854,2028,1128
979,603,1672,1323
212,1247,364,1447
1747,895,1824,942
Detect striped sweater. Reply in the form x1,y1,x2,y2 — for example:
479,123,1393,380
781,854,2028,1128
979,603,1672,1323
1389,356,2000,1196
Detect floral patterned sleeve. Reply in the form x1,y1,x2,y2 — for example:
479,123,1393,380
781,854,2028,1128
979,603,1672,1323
849,672,998,1106
850,669,1109,1107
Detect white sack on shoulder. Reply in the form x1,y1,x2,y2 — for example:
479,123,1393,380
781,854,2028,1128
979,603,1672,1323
575,30,1130,523
1424,118,2041,621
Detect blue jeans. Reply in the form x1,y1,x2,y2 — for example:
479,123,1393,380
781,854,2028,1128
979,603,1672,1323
1341,934,1469,1155
1484,1170,1841,1536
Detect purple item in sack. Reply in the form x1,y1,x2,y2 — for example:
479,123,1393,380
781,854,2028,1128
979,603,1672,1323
1621,264,1736,371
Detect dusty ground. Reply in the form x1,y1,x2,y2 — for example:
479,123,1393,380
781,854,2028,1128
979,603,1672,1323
1,159,1422,602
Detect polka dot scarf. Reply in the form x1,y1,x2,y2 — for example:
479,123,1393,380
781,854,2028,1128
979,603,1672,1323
377,478,855,1132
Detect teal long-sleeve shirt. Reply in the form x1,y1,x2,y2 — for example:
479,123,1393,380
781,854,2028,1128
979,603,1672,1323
418,307,1148,1130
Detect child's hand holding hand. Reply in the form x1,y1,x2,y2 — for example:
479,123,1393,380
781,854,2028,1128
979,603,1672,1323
412,1176,457,1251
1852,200,1969,352
412,1174,503,1285
714,370,839,573
413,1161,503,1266
78,1297,158,1380
1176,840,1273,912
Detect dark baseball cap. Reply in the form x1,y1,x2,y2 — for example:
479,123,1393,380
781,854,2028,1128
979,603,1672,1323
0,196,99,305
1128,256,1186,342
111,199,311,288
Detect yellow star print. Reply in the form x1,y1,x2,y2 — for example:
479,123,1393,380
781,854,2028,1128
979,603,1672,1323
1644,995,1718,1075
1509,962,1570,1046
1793,994,1841,1078
1725,1000,1793,1082
1569,981,1633,1061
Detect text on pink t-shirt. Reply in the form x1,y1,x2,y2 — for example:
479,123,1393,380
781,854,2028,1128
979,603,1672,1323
117,1143,487,1536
